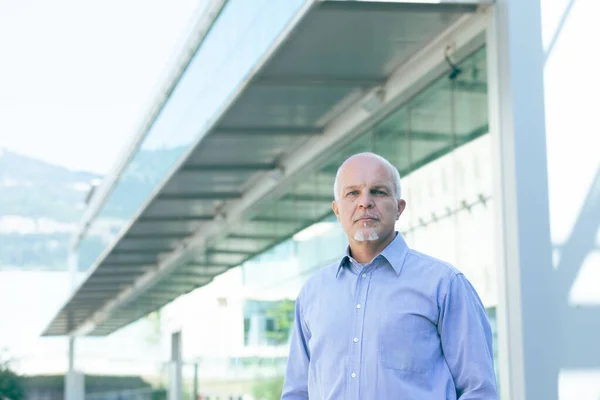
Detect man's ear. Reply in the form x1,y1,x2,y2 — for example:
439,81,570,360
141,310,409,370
397,199,406,219
332,201,341,222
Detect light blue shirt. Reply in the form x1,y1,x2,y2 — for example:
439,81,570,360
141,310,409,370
282,233,497,399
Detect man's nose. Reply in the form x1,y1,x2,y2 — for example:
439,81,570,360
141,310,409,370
358,192,374,208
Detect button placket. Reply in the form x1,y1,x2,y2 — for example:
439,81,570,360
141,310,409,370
349,266,370,392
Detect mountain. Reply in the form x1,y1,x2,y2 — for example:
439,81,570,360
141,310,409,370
0,149,100,270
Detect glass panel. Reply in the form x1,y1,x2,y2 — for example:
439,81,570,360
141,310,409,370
77,0,307,272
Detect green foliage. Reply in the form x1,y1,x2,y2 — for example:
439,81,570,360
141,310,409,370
264,299,295,344
0,365,25,400
150,389,167,400
252,377,284,400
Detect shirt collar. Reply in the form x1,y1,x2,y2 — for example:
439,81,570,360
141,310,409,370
336,232,409,277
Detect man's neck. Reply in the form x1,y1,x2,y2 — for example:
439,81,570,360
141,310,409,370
349,232,396,264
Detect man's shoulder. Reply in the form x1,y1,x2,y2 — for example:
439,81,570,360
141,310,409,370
306,261,340,284
298,262,340,296
405,248,462,280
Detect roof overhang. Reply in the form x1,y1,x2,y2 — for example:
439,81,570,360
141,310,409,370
43,0,491,337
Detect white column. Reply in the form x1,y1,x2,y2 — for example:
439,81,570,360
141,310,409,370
65,337,85,400
487,1,557,399
169,331,183,400
66,248,85,400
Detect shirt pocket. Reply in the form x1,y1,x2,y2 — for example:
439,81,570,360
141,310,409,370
379,311,433,373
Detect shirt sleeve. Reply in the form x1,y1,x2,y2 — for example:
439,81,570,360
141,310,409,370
281,291,311,400
438,273,498,399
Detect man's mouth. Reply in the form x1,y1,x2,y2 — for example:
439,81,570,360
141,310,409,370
354,215,379,223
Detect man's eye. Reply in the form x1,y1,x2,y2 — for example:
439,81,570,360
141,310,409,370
346,191,358,196
372,190,386,195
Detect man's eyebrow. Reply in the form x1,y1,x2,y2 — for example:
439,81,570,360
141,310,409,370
342,184,392,192
370,184,392,190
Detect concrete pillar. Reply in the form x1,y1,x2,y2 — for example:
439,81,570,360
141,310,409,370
65,337,85,400
65,248,85,400
169,331,183,400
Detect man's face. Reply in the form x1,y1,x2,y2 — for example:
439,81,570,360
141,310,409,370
332,155,405,244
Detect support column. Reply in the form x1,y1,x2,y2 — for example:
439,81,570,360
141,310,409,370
65,248,85,400
487,1,557,399
169,331,183,400
193,362,199,400
65,337,84,400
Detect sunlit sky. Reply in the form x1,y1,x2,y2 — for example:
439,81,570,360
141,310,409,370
0,0,206,174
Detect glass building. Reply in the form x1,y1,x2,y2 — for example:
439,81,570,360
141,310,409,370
42,1,600,399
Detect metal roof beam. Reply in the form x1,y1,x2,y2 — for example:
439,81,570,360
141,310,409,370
126,232,190,239
145,285,198,293
90,270,144,282
101,261,153,267
206,249,255,256
319,1,479,13
171,271,218,278
180,163,278,172
77,284,127,291
164,277,212,286
180,266,230,276
251,216,310,223
226,233,281,241
281,194,333,203
95,267,150,274
138,215,213,222
111,248,173,254
213,126,323,136
185,262,232,269
158,192,242,201
253,75,384,87
70,292,118,299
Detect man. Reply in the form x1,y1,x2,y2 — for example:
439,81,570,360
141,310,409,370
281,152,497,399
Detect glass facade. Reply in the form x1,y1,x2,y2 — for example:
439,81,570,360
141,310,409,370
161,43,497,399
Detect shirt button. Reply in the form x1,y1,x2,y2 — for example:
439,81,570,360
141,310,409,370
353,337,359,343
351,372,357,378
356,304,361,309
362,273,367,278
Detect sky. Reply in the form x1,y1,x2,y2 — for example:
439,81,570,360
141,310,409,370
0,0,207,174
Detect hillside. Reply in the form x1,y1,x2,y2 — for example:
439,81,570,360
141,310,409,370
0,149,99,270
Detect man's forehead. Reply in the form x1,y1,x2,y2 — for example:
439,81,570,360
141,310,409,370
339,159,393,181
341,181,393,189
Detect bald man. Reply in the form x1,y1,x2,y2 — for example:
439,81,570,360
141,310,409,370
282,153,498,399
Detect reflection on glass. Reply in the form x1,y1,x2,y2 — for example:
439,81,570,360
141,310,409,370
76,0,307,273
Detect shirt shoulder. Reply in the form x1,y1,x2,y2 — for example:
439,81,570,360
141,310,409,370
297,262,339,300
404,248,463,285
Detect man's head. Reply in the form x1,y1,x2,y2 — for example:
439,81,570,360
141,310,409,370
332,152,406,244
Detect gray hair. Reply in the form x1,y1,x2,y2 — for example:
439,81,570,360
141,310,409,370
333,152,402,201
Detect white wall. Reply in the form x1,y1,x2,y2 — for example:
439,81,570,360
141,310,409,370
541,0,600,398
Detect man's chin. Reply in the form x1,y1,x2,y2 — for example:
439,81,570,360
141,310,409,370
354,229,380,242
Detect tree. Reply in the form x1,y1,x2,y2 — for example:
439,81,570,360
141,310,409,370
264,299,295,345
252,377,284,400
0,364,25,400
